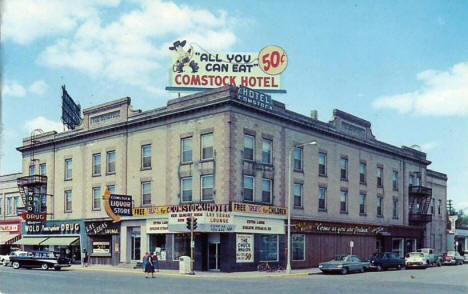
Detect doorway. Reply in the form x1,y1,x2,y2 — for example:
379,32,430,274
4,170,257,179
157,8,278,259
208,233,220,271
130,227,141,261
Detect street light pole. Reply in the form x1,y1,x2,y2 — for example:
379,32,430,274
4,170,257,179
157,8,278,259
286,140,316,274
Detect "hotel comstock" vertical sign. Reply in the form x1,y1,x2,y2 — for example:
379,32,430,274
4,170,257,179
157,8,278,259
237,86,273,111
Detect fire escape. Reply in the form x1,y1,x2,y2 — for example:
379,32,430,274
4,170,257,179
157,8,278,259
408,185,433,225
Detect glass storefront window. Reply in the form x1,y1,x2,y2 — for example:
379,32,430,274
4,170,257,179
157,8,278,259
149,235,167,261
292,234,305,261
173,234,190,261
260,235,278,262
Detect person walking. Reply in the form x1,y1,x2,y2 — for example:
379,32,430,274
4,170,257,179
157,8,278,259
145,253,155,278
142,252,149,278
152,252,159,273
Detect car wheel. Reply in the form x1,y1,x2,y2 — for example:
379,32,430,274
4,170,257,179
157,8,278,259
397,264,402,270
41,263,49,270
376,265,382,272
54,267,61,271
360,267,365,273
12,262,20,269
341,267,348,275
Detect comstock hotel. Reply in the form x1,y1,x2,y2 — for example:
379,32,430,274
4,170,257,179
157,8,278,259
17,86,447,271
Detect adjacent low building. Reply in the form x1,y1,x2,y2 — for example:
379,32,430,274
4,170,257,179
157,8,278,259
16,86,447,271
0,173,23,254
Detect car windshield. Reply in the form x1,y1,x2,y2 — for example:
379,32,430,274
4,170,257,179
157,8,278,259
409,252,424,258
373,253,385,258
447,251,456,256
332,255,347,261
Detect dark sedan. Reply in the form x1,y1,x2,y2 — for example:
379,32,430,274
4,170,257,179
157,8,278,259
10,251,71,271
369,252,405,271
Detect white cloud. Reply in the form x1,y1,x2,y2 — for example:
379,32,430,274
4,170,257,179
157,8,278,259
2,81,27,97
420,141,439,152
29,80,48,96
36,0,237,93
23,116,63,133
372,62,468,116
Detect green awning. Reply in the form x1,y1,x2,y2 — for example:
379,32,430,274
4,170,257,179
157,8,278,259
40,237,80,246
13,237,48,245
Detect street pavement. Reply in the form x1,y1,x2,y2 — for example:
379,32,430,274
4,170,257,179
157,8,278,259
1,264,468,294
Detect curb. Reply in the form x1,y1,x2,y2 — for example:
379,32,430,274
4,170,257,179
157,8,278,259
67,267,314,279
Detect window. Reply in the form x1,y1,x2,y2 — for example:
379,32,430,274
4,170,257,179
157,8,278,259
141,145,152,169
294,183,303,208
64,190,72,212
259,235,278,262
392,171,399,191
262,139,272,164
201,175,214,201
39,164,46,176
181,178,192,202
377,166,383,187
29,165,36,175
377,196,383,217
340,191,347,213
243,176,254,202
243,134,254,160
292,234,305,261
201,133,214,160
181,137,193,163
360,162,367,184
7,197,14,215
92,153,101,176
262,179,272,204
319,152,327,176
293,148,303,170
107,185,115,194
0,197,2,215
415,174,421,186
360,193,366,215
15,196,21,212
409,175,414,186
431,198,435,214
142,182,151,206
393,198,398,219
64,159,72,180
173,234,190,261
438,199,441,215
318,187,327,211
92,187,101,210
340,157,348,180
106,151,116,174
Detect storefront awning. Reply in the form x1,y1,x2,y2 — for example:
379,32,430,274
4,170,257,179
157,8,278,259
40,237,80,246
14,237,48,245
0,232,21,245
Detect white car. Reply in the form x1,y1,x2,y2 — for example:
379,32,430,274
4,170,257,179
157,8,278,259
2,251,30,266
405,252,429,269
464,251,468,263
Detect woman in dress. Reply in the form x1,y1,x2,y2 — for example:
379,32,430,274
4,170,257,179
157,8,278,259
145,253,155,278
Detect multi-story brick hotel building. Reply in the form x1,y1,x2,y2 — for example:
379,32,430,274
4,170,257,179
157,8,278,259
16,86,447,271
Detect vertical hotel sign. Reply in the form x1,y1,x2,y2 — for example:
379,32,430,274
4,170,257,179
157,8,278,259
166,40,288,93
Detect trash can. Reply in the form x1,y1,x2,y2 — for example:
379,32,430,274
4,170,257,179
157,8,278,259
179,256,191,274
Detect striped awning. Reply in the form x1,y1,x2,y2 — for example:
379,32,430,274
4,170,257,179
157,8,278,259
13,237,48,245
39,237,79,246
5,234,21,245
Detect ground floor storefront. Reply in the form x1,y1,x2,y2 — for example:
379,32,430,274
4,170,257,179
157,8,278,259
0,220,22,255
290,219,424,268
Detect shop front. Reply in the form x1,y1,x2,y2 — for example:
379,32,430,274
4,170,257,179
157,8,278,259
85,220,120,265
0,220,22,254
15,219,86,264
382,225,423,257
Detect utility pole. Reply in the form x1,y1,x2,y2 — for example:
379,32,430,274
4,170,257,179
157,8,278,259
190,214,194,275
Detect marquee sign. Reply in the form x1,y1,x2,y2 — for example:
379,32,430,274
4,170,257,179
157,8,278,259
166,40,287,93
85,221,120,235
292,220,385,236
231,202,287,217
133,203,230,217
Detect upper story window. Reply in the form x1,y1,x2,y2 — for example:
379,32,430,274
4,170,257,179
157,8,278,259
29,165,36,176
0,197,2,215
141,145,152,169
431,198,435,214
262,179,272,204
201,175,214,201
340,157,348,180
319,152,327,176
262,139,272,164
360,162,367,184
340,191,347,213
438,199,441,215
360,193,366,215
377,166,383,188
142,181,151,206
392,171,399,191
415,174,421,186
107,185,115,194
393,198,398,219
181,177,192,202
243,134,254,161
106,151,116,174
92,187,101,211
243,175,254,202
64,159,72,180
293,148,303,170
294,183,303,208
377,196,383,217
7,197,14,215
409,174,414,186
39,163,46,176
64,190,72,212
92,153,101,176
181,137,193,163
201,133,214,160
318,187,327,211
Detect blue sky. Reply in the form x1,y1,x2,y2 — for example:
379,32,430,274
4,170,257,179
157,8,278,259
2,0,468,208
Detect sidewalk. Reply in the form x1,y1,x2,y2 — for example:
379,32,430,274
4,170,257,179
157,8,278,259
68,264,321,278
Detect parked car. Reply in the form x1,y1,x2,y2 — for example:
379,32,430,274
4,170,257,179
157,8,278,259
405,252,429,269
417,248,438,266
442,251,464,265
463,251,468,263
369,252,405,271
2,251,30,266
319,255,370,275
10,251,71,271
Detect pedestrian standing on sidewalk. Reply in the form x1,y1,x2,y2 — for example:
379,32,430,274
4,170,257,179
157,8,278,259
152,252,159,273
143,252,149,278
145,253,155,278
